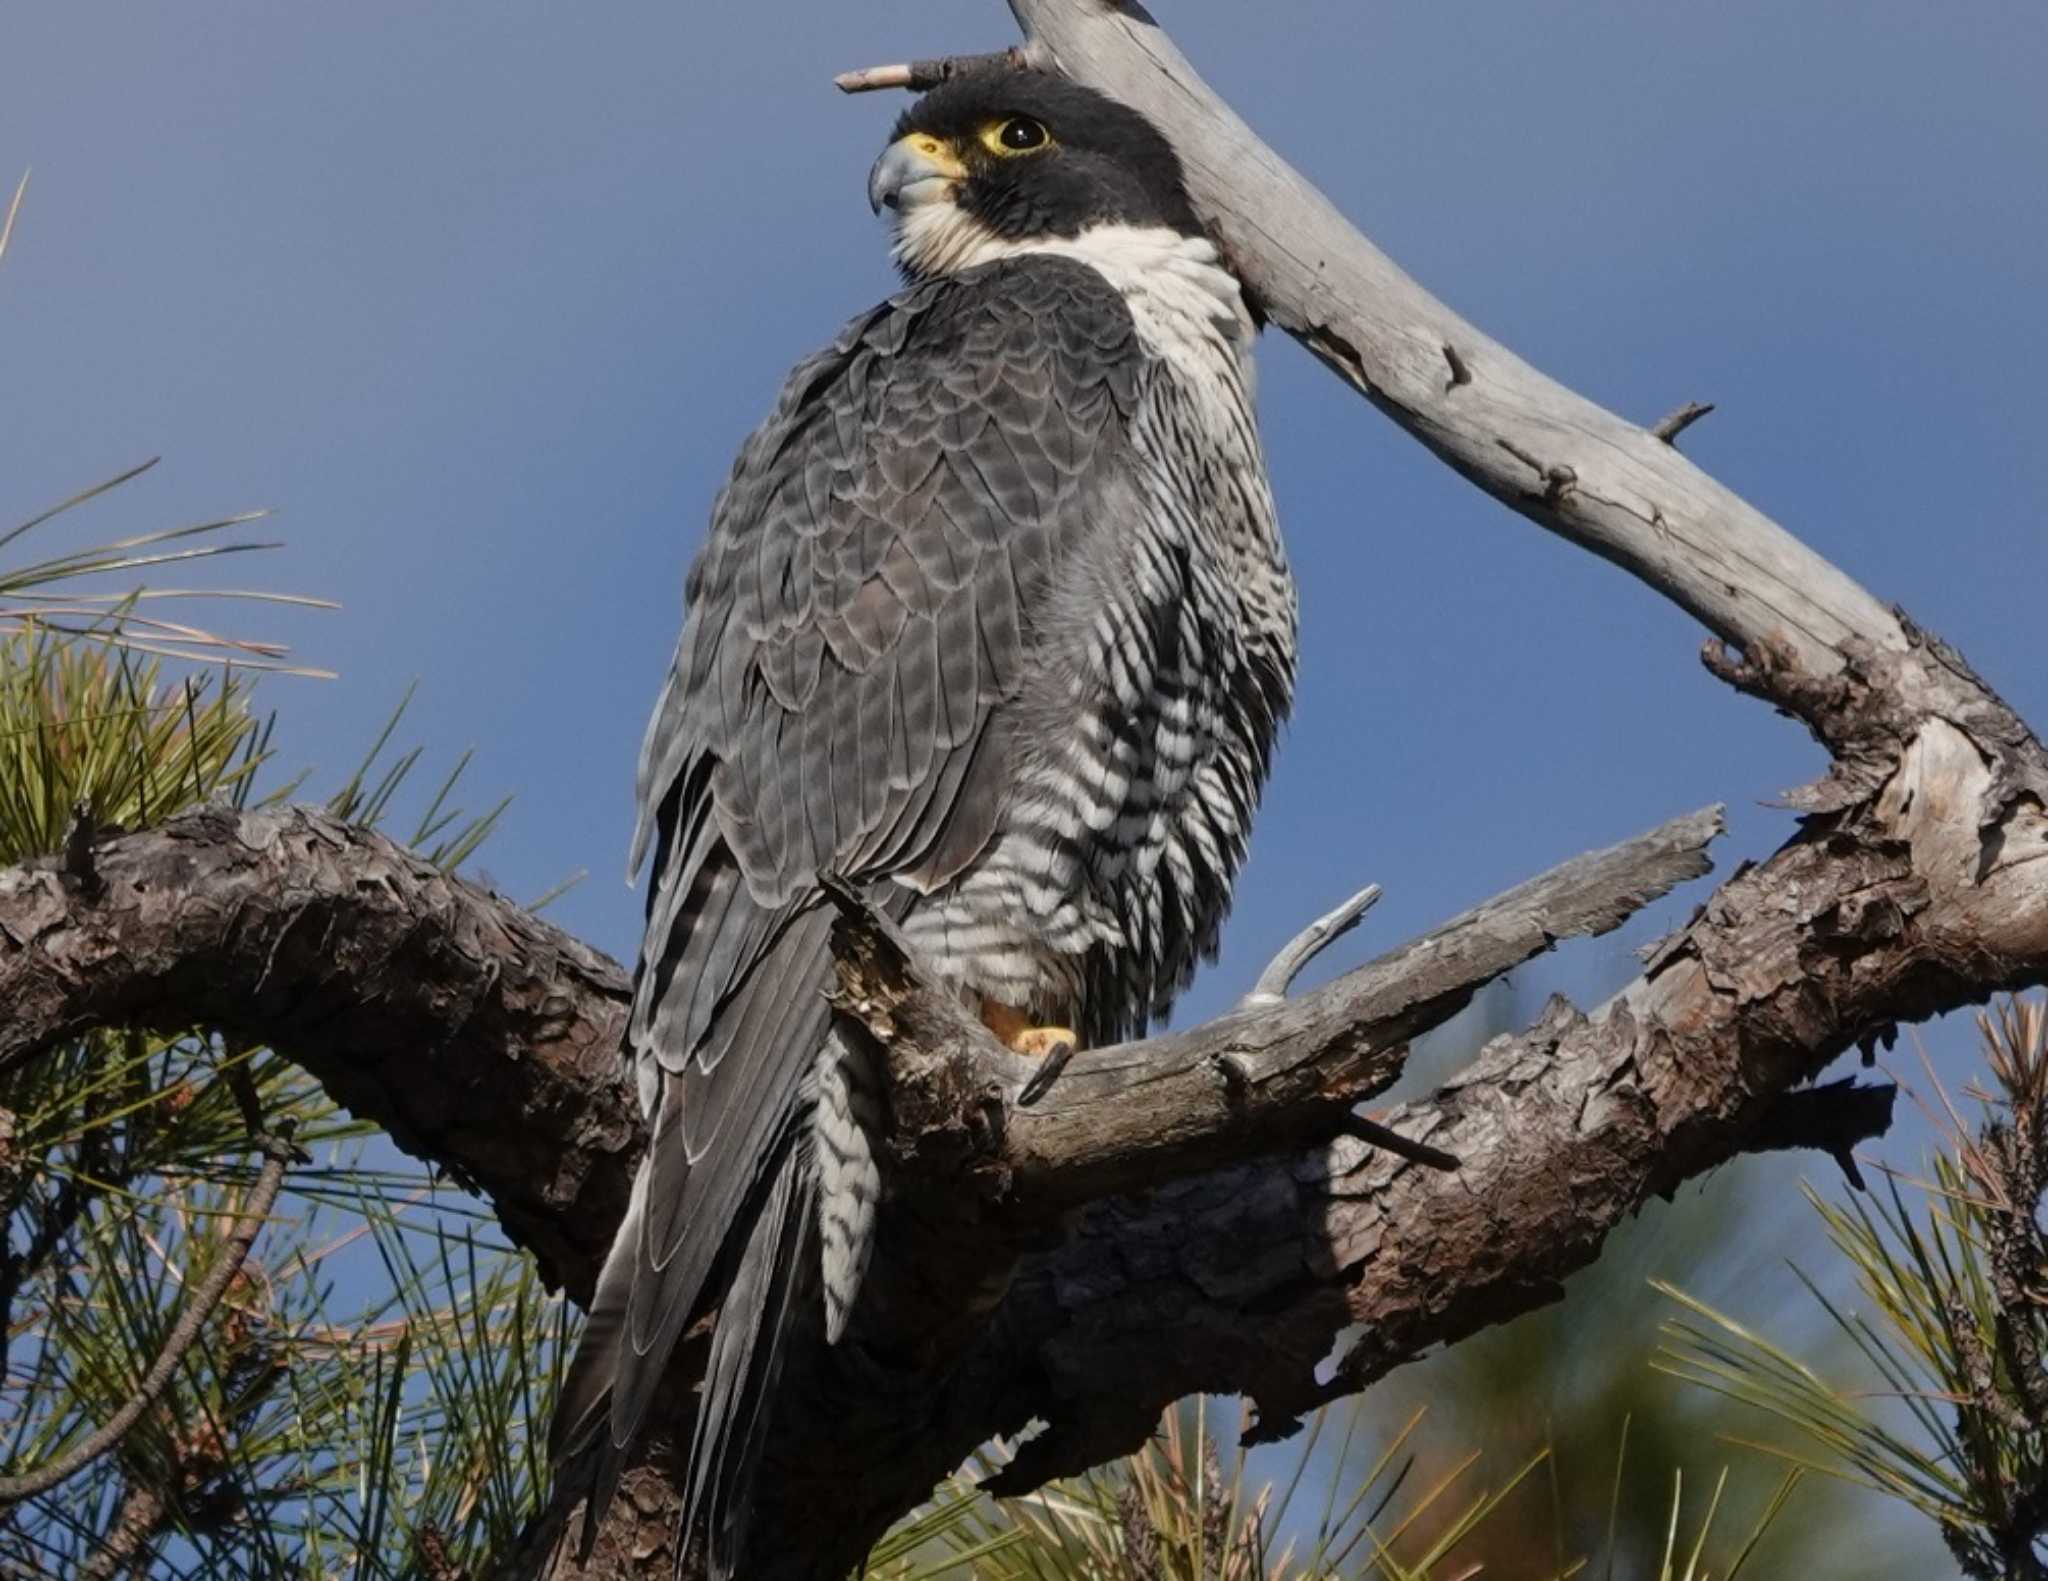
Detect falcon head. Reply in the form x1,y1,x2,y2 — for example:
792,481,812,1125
868,68,1203,282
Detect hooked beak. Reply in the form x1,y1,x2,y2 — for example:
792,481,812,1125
867,133,968,216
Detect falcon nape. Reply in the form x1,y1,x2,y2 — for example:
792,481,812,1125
546,65,1297,1578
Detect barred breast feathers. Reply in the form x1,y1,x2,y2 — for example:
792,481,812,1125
894,227,1298,1043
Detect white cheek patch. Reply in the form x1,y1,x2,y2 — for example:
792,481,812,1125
892,196,1008,280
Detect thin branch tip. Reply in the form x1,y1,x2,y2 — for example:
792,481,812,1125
1650,401,1716,445
835,49,1026,96
834,63,913,94
1243,882,1382,1006
1342,1112,1461,1171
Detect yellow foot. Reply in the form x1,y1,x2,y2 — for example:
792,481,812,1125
978,999,1076,1057
978,1001,1081,1106
1012,1025,1078,1059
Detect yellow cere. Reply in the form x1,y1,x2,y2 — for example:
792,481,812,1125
905,133,968,177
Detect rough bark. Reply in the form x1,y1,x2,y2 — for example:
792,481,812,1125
0,803,637,1304
3,5,2047,1578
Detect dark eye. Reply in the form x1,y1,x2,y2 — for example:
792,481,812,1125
999,117,1046,151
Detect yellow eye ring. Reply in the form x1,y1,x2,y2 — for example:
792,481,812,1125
980,116,1051,156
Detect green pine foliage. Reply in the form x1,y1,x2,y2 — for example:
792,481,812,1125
0,471,563,1574
0,176,565,1573
1658,999,2048,1578
856,1398,1800,1581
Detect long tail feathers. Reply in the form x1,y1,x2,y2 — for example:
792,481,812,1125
550,1159,648,1469
547,1155,651,1563
546,1138,824,1580
688,1146,818,1577
548,1018,896,1575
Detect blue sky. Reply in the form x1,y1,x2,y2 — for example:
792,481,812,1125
7,4,2045,1572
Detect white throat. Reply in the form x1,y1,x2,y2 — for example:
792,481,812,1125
892,213,1252,351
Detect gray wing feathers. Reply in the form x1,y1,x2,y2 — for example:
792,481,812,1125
557,255,1146,1572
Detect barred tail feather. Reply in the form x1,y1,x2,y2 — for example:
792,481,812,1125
812,1030,883,1344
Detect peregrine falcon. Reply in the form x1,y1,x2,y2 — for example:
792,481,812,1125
549,65,1296,1575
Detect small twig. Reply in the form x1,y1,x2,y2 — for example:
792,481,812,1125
835,49,1026,95
1341,1113,1460,1172
1649,401,1715,446
1241,883,1381,1007
77,1475,169,1581
0,1094,296,1504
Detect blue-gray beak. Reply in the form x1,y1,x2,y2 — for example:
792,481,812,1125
867,133,968,215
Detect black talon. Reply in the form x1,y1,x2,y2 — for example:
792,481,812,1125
1017,1039,1077,1108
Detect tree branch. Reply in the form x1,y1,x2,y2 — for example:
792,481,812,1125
829,806,1723,1218
78,1477,168,1581
0,804,638,1304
